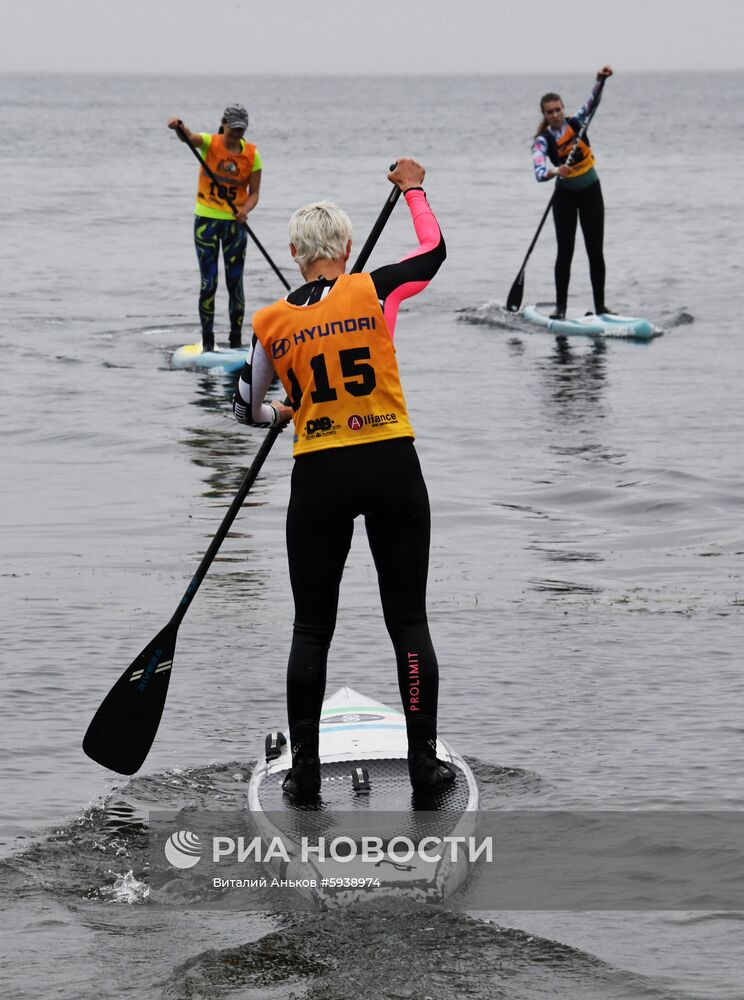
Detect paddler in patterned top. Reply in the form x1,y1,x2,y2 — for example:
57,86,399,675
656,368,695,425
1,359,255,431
532,66,614,319
167,104,262,351
233,159,453,801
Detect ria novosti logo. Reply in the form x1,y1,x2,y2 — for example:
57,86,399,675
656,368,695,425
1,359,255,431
164,830,203,869
160,826,493,871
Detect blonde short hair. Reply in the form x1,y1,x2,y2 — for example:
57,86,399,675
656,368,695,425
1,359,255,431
288,201,353,269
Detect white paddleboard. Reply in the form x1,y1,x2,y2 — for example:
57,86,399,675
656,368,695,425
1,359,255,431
247,687,479,907
522,305,663,340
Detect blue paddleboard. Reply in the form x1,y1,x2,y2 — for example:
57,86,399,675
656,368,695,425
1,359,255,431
171,343,249,373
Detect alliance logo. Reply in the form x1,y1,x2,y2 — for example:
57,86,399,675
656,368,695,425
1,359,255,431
272,338,291,359
348,413,398,430
164,830,203,869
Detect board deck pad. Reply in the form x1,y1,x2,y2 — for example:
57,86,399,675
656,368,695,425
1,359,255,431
171,343,249,373
257,757,472,817
522,305,663,340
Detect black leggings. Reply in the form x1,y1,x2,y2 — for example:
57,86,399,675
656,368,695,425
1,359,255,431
552,179,606,312
285,438,439,750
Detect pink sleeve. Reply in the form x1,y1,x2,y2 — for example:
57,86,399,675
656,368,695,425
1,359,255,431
382,188,444,340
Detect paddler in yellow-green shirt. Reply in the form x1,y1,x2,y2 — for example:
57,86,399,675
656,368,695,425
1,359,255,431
167,104,262,351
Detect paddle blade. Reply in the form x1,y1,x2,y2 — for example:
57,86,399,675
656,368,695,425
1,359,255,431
83,622,178,774
505,272,524,313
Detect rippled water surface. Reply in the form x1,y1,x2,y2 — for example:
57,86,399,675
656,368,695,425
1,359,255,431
1,72,742,999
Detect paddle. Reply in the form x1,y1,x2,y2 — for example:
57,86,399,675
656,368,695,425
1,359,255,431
505,75,607,313
83,171,402,774
175,123,291,291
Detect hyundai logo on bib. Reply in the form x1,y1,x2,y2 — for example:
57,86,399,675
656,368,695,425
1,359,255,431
272,338,291,359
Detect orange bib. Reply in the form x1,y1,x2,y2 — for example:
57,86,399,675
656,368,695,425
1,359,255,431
555,122,595,179
253,273,414,456
195,134,256,214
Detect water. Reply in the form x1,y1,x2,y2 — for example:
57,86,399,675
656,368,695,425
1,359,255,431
1,71,742,998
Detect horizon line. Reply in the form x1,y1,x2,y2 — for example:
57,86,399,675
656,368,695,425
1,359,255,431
2,67,743,76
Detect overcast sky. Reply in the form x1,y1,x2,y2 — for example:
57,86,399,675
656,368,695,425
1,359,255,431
2,0,742,74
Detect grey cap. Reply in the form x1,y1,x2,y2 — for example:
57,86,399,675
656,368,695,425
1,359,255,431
222,103,249,130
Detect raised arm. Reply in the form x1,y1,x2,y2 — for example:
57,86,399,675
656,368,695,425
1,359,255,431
166,117,202,148
574,66,613,126
369,162,446,340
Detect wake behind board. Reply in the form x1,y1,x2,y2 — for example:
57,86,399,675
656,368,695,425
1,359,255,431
247,687,479,908
522,305,662,340
171,343,249,373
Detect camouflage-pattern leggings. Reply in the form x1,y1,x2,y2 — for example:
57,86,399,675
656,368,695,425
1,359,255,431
193,217,248,340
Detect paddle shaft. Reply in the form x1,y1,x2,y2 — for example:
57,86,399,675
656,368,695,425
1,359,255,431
352,178,402,272
506,76,607,312
176,124,291,291
168,174,403,628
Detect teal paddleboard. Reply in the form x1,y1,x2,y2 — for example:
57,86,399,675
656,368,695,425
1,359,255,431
522,306,662,340
171,343,249,373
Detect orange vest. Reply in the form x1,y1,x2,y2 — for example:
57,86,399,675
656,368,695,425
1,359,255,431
252,273,414,456
547,120,595,179
196,134,256,214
